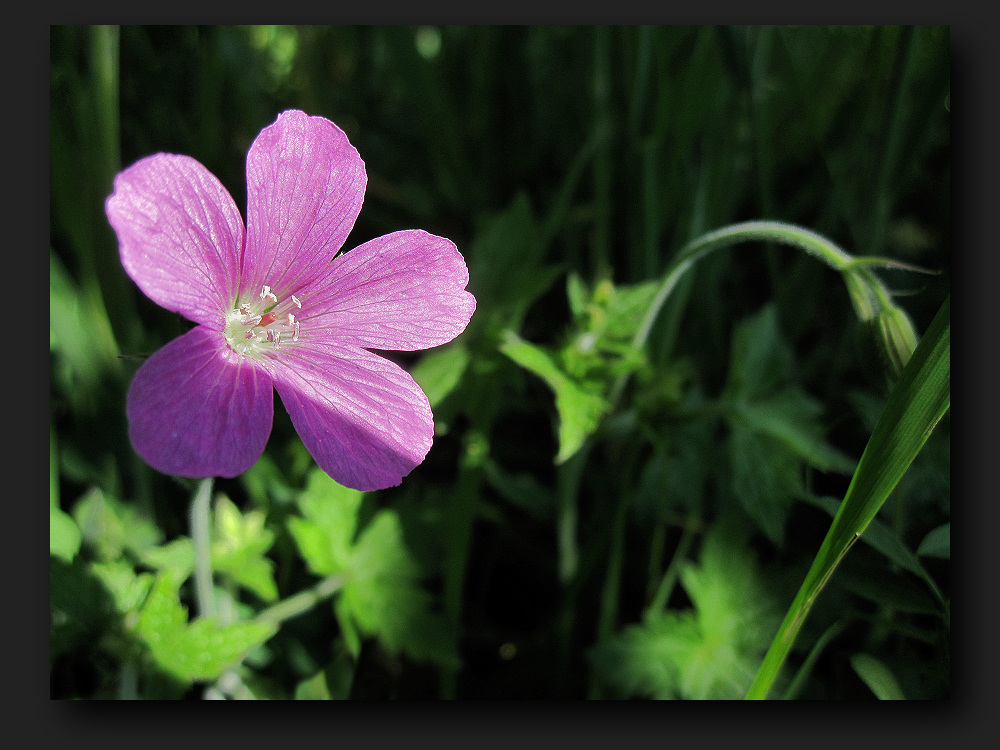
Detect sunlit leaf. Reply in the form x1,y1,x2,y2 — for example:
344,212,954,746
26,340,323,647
72,487,163,561
500,331,608,463
211,494,278,603
341,510,459,668
287,469,365,577
89,559,156,616
133,574,277,683
294,670,333,700
50,506,81,563
590,520,779,699
411,342,471,409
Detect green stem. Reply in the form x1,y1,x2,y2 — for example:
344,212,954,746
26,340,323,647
611,219,893,407
190,478,215,619
591,25,613,278
645,522,697,617
256,574,345,626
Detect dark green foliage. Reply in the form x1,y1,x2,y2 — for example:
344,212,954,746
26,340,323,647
50,25,949,699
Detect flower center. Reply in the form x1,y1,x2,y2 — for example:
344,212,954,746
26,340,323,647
223,285,303,359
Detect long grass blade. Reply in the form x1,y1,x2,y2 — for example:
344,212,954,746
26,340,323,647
746,295,950,699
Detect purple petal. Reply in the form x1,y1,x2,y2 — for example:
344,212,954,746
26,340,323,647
299,230,477,351
242,110,366,300
271,342,434,491
106,154,245,329
127,327,274,478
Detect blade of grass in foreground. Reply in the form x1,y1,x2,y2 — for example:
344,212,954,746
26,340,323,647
745,295,950,699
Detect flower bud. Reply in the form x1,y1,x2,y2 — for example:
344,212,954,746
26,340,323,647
876,303,918,377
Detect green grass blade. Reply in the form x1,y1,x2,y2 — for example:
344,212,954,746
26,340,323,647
746,295,949,699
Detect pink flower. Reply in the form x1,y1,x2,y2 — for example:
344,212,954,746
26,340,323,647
106,110,475,491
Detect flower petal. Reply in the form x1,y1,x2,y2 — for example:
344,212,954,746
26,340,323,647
127,327,274,478
243,110,366,300
300,230,477,351
106,154,245,328
271,342,433,491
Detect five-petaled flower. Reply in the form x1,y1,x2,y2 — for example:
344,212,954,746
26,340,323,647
106,110,476,491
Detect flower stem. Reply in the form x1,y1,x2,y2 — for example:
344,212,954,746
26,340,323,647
189,477,215,619
610,219,893,407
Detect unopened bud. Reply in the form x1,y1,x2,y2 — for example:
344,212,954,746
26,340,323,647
876,303,918,377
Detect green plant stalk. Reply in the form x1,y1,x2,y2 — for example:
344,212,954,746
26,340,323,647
440,431,486,699
610,220,897,408
256,574,345,625
779,619,848,700
645,521,697,617
592,25,613,277
89,25,140,355
745,295,949,699
190,477,216,619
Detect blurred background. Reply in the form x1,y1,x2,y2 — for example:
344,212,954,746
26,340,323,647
50,25,949,699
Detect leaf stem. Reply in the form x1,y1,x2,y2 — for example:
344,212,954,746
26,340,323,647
256,574,345,626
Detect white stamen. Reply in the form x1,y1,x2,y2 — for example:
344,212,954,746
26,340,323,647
293,321,300,341
287,313,295,326
291,295,302,308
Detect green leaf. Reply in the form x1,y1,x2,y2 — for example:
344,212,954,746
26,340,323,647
133,573,277,683
140,537,195,582
723,305,854,545
591,520,778,699
917,523,950,559
411,343,471,409
850,653,906,700
601,279,661,343
294,670,333,700
500,331,608,463
211,494,278,603
287,469,365,577
50,505,81,563
340,510,460,668
728,422,801,546
49,250,120,411
288,468,458,667
589,610,699,699
733,390,856,474
89,559,155,616
724,305,794,400
72,486,163,561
